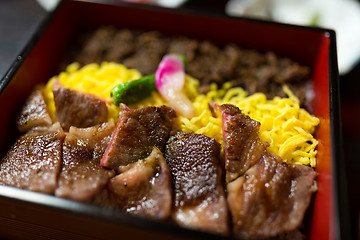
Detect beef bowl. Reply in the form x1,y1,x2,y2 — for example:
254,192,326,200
0,0,349,239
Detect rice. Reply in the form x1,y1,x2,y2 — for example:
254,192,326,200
43,62,319,167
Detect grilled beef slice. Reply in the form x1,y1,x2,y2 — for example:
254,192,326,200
107,147,172,219
218,104,268,183
165,131,230,235
52,80,108,131
101,105,176,172
0,123,64,194
220,104,318,238
55,122,115,202
16,89,52,133
227,152,318,239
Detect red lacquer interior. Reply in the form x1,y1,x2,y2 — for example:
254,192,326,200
0,1,337,239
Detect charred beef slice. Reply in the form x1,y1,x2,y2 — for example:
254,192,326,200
227,152,318,239
0,123,64,194
165,131,230,235
101,105,176,172
220,104,318,239
219,103,269,183
107,147,172,220
52,80,108,131
16,89,52,133
55,122,115,202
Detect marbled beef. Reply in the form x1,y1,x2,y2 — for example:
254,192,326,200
227,152,318,239
0,123,64,194
52,80,108,131
219,104,318,238
55,122,115,202
219,103,268,182
165,131,230,235
108,147,172,220
16,89,52,133
101,105,176,172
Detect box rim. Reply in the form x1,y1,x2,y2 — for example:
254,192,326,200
0,0,349,239
0,185,233,239
326,29,352,240
0,0,67,95
0,0,340,93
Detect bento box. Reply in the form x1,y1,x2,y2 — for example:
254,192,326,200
0,0,350,239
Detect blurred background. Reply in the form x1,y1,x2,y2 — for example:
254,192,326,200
1,0,360,239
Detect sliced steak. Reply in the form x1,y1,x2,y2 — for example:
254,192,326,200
16,89,52,133
53,80,108,131
0,123,64,194
55,122,115,202
108,147,172,219
101,105,176,172
219,103,268,182
219,103,318,238
165,131,230,235
227,151,317,239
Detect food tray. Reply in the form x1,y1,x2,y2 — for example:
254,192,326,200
0,0,350,239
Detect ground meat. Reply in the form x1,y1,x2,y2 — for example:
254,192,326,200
168,36,199,62
74,26,118,66
103,29,136,62
59,26,312,110
122,31,169,75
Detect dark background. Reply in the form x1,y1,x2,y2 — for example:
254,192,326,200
0,0,359,239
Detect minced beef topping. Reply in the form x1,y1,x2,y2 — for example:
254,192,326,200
60,26,312,110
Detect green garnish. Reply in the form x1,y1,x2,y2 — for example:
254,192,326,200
110,75,157,106
110,54,188,106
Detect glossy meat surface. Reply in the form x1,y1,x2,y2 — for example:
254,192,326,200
53,80,108,131
108,147,172,219
227,152,318,239
55,122,115,202
219,104,269,183
220,104,318,238
101,105,176,172
16,89,52,133
165,131,230,235
0,123,64,194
